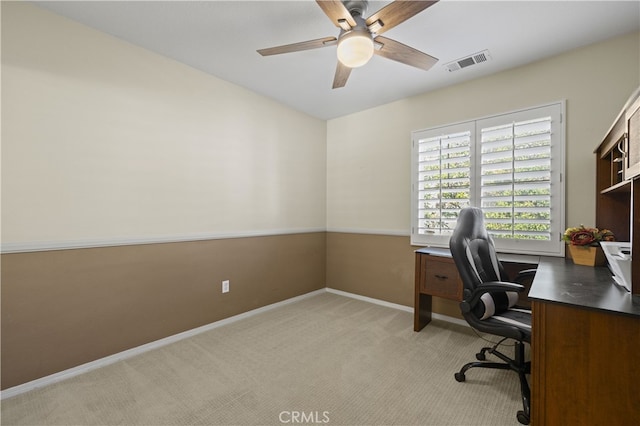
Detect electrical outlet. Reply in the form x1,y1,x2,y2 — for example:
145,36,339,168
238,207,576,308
222,280,230,293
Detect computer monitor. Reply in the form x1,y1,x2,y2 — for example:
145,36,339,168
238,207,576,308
600,242,632,292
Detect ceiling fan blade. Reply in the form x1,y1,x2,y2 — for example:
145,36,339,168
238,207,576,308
257,37,337,56
374,36,438,70
366,0,438,36
332,61,352,89
316,0,356,29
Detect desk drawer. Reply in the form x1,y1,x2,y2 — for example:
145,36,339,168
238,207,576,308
421,257,463,301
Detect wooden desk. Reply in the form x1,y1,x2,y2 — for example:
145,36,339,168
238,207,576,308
529,257,640,425
414,248,463,331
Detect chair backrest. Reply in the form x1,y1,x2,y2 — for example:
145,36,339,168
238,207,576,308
449,207,506,291
449,207,528,341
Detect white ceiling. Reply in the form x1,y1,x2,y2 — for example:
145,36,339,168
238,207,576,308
31,0,640,120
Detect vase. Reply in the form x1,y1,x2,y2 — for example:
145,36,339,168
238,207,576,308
567,245,606,266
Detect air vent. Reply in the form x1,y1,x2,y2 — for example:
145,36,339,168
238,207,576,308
444,50,492,72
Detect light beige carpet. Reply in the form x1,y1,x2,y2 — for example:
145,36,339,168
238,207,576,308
1,292,525,425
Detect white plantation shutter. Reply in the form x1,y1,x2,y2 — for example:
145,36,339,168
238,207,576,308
480,117,552,239
412,103,565,256
413,123,474,247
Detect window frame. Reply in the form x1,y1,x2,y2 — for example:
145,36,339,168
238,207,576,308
410,101,566,257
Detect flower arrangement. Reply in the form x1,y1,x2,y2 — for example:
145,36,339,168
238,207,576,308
562,225,615,246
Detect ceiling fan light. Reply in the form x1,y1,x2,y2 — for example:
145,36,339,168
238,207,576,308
337,31,374,68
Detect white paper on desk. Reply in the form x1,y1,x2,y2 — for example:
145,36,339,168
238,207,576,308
600,242,632,292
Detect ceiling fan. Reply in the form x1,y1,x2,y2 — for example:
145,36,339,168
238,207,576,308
257,0,439,89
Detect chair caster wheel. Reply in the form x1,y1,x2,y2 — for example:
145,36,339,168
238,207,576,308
516,410,530,425
454,372,465,382
476,352,486,361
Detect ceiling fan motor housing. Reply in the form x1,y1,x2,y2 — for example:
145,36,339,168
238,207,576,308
342,0,369,17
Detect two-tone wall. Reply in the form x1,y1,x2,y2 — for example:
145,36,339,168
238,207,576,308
2,2,639,390
1,3,326,389
325,30,640,307
1,234,326,390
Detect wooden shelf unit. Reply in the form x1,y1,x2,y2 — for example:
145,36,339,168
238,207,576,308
594,86,640,295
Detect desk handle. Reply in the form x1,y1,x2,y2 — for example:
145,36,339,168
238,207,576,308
434,274,449,280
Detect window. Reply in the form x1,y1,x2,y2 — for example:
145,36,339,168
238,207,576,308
411,102,565,256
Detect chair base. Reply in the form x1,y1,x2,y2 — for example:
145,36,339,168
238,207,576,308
454,340,531,425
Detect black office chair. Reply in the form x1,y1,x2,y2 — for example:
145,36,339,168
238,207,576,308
448,207,536,425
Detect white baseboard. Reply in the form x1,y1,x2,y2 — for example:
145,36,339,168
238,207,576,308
325,287,469,328
1,289,326,400
1,287,467,400
430,312,468,327
326,288,413,312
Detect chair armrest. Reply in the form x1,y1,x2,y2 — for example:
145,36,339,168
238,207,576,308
513,268,537,284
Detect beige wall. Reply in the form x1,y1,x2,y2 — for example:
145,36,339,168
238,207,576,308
326,31,640,234
325,233,461,318
1,3,326,248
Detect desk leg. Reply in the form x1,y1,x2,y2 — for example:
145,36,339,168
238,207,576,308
414,293,432,331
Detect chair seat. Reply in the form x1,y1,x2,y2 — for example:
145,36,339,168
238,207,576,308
485,308,531,332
